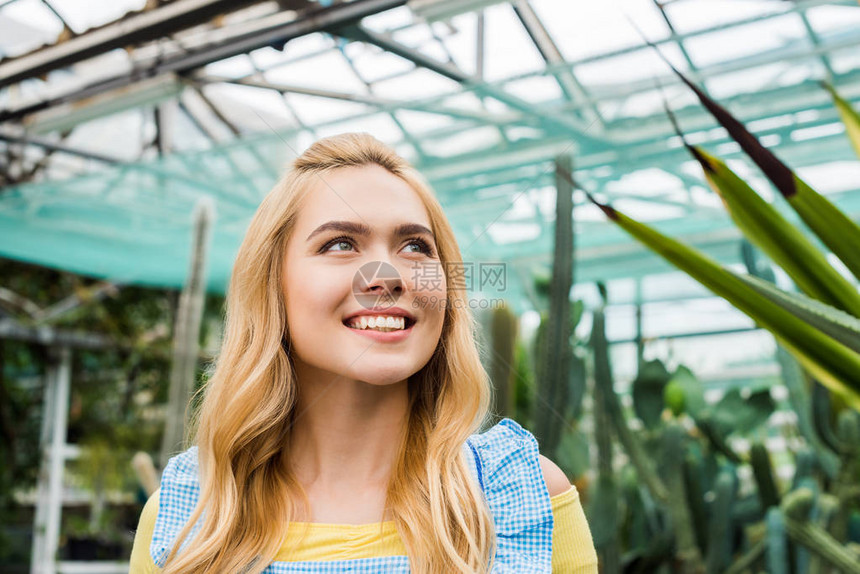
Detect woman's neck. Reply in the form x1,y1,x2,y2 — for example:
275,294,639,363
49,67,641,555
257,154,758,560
288,370,410,494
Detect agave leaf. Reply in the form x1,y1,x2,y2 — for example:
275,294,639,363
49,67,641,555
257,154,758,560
737,274,860,355
662,59,860,283
822,82,860,160
690,146,860,316
575,190,860,409
785,175,860,284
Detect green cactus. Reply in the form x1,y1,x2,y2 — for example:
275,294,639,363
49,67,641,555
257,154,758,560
489,303,517,422
778,348,840,480
782,488,860,573
731,493,764,526
683,452,708,557
705,467,738,574
696,413,743,464
662,422,705,573
812,381,848,455
591,286,669,505
620,465,654,554
512,340,536,427
751,441,781,510
809,494,840,574
767,507,791,574
791,447,817,490
832,410,860,544
724,539,765,574
532,155,575,455
632,359,671,430
589,363,620,574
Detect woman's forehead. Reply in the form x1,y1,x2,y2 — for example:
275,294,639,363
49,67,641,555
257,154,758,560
296,165,432,229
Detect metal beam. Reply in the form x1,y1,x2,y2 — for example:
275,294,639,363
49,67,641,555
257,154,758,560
0,0,408,124
195,73,522,124
0,0,266,89
15,74,184,135
512,0,603,130
0,131,121,164
336,24,602,139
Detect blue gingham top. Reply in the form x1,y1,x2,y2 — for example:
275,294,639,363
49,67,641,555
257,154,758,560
150,418,554,573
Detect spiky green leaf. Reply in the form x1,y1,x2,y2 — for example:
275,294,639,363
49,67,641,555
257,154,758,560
691,147,860,316
592,200,860,409
667,64,860,282
823,82,860,160
737,274,860,354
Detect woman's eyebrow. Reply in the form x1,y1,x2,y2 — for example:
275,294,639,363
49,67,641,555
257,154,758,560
306,220,370,242
394,223,435,240
306,220,434,242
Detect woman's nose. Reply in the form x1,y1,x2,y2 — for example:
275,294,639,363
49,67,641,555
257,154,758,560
353,260,404,308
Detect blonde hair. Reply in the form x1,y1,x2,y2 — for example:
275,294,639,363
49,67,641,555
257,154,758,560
160,133,496,573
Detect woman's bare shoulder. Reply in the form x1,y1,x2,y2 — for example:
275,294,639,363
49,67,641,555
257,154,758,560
538,455,572,497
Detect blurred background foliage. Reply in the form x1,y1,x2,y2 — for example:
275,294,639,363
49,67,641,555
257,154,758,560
0,257,224,566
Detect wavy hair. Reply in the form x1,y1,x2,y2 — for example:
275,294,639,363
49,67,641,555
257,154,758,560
160,133,495,573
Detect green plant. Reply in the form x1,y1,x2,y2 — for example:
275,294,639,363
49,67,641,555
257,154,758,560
489,303,518,422
573,66,860,574
532,155,576,456
68,436,136,538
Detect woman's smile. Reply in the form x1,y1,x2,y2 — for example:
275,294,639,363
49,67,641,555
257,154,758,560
342,307,418,342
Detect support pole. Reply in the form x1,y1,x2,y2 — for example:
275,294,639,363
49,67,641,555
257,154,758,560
30,346,72,574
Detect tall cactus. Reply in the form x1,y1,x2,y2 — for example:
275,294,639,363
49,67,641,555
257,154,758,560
489,303,518,423
160,198,214,466
532,155,575,455
705,467,738,574
662,422,706,573
590,353,620,574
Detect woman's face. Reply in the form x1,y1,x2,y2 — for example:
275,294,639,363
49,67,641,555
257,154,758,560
282,164,447,386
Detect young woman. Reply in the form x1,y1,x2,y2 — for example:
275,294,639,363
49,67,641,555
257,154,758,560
130,133,598,573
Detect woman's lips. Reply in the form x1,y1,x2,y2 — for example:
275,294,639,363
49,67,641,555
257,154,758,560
343,320,415,342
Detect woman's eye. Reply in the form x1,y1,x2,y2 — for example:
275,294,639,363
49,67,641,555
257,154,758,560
404,238,435,256
323,237,355,252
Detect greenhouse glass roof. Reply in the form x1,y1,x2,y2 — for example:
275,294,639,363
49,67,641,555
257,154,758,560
1,0,860,314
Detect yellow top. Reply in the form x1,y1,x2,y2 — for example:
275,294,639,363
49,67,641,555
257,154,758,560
130,486,598,573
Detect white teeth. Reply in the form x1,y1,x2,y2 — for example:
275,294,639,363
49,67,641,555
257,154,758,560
347,315,407,331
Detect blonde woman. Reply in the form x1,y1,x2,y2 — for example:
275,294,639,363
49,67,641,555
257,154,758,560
130,133,598,573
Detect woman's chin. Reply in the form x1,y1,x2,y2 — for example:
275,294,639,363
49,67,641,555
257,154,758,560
346,363,417,387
